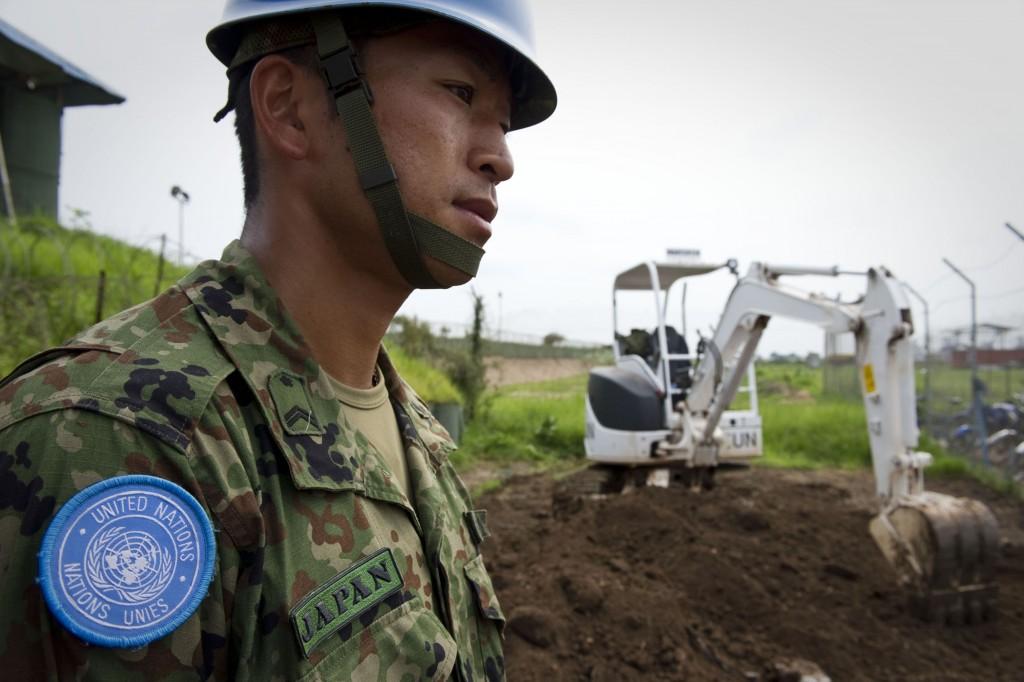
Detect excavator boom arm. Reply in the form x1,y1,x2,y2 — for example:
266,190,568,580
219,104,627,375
685,264,861,446
680,262,998,622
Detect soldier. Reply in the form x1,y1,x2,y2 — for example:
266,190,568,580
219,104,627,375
0,1,556,679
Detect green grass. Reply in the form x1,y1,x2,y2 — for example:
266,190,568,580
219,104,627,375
454,362,868,472
450,360,1019,499
923,434,1024,500
452,374,586,469
825,359,1024,407
921,362,1024,405
1,216,188,376
757,397,870,469
385,345,463,405
756,362,822,396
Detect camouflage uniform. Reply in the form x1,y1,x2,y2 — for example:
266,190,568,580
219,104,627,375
0,241,504,681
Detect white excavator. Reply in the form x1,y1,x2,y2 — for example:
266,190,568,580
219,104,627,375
581,251,1000,623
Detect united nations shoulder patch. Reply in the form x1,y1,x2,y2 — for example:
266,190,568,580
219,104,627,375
37,475,216,648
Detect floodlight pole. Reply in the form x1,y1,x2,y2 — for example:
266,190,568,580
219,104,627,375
1007,222,1024,243
942,258,988,463
170,185,190,265
902,281,930,428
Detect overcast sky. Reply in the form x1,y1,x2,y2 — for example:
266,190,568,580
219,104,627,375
3,0,1022,354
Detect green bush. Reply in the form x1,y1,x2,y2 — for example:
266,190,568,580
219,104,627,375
454,374,586,467
389,293,486,420
386,345,463,405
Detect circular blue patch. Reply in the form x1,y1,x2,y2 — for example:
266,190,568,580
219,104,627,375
38,475,216,649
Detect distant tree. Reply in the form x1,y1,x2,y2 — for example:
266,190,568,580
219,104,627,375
543,332,565,347
392,315,436,358
447,290,487,419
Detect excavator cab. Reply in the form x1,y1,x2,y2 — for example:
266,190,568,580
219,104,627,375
615,326,692,398
586,252,763,466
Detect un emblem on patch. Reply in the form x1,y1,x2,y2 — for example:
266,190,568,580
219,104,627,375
38,475,216,648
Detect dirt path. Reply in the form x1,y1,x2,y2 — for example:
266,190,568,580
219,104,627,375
484,357,593,387
474,468,1024,681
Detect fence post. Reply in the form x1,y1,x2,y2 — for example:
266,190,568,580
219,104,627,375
154,233,167,297
902,281,931,432
95,270,106,324
942,258,988,464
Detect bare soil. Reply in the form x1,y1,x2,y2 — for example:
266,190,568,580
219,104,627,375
485,357,594,387
476,468,1024,681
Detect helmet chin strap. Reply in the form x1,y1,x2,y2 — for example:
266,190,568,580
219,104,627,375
311,13,485,289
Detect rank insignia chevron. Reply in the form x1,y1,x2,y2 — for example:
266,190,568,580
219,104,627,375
284,406,320,432
268,370,324,436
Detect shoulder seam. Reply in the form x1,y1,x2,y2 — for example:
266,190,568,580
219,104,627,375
0,392,193,454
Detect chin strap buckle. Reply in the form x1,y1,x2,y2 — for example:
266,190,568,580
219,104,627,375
319,45,374,104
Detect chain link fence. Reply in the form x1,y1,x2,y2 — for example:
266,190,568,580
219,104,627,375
0,217,188,375
823,329,1024,484
919,357,1023,482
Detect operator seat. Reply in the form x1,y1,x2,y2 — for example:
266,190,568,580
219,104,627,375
619,328,655,365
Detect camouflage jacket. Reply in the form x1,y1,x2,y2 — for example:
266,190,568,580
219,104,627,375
0,241,505,681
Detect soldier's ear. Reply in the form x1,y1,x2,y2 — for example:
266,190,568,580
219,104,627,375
249,55,314,163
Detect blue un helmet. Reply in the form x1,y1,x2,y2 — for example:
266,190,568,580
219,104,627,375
207,0,556,288
208,0,556,130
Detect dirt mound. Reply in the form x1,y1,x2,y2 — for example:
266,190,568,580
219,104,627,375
477,468,1024,681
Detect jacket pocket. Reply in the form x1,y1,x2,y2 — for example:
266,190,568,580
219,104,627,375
463,554,506,681
298,597,457,682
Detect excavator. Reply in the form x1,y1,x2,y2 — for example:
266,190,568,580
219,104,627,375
581,252,1000,623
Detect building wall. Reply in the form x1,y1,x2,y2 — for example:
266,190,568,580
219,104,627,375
0,84,61,217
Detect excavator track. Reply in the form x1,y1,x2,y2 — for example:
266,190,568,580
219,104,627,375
551,464,717,518
870,492,1000,624
552,465,628,517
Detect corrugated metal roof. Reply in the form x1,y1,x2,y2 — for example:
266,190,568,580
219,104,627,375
0,18,124,107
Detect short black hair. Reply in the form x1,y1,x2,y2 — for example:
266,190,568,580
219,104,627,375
229,9,428,210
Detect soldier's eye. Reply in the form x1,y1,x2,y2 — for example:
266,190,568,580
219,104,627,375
446,82,475,106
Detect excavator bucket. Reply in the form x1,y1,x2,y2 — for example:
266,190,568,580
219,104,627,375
869,492,1000,624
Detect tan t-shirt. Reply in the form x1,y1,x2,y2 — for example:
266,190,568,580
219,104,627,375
326,369,411,498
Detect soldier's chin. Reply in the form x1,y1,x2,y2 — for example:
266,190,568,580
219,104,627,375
422,256,475,289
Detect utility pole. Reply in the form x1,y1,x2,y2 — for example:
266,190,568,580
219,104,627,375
942,258,988,464
902,281,930,430
1007,222,1023,243
170,185,190,265
497,291,503,342
154,233,167,297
